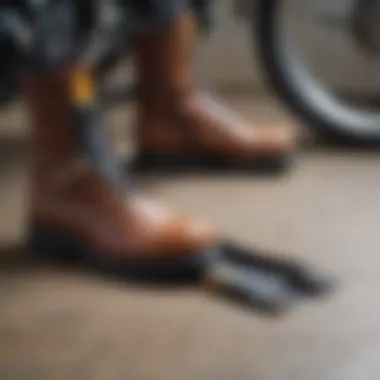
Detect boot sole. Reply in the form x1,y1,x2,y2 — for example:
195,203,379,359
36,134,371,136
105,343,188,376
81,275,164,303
28,225,213,284
129,151,297,176
27,225,333,315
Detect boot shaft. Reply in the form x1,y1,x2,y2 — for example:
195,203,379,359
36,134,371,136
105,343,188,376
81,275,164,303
135,12,198,103
24,68,75,183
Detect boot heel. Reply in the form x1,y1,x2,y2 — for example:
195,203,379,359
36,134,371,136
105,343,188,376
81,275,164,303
131,152,199,174
28,227,84,264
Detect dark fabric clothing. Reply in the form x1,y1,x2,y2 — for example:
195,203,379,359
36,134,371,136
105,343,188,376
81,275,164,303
0,0,199,72
0,0,213,81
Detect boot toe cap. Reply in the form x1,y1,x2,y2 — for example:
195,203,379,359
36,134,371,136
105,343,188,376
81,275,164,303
159,216,217,257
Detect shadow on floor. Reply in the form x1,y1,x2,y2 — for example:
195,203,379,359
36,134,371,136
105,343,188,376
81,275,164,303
0,241,36,272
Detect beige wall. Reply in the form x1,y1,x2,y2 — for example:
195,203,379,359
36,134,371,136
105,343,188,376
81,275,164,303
196,0,263,90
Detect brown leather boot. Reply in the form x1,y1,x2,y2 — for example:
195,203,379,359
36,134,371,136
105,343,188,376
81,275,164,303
25,68,330,304
26,67,216,281
131,12,297,174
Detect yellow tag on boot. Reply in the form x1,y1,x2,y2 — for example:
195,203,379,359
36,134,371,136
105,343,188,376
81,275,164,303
70,68,96,107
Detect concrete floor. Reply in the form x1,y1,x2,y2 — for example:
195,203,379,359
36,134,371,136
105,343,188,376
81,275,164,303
1,97,380,380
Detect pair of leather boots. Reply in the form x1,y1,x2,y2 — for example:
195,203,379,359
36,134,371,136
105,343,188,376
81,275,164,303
26,14,300,285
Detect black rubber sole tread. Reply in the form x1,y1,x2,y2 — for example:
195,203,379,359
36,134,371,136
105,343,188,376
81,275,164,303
129,151,296,176
28,225,333,314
